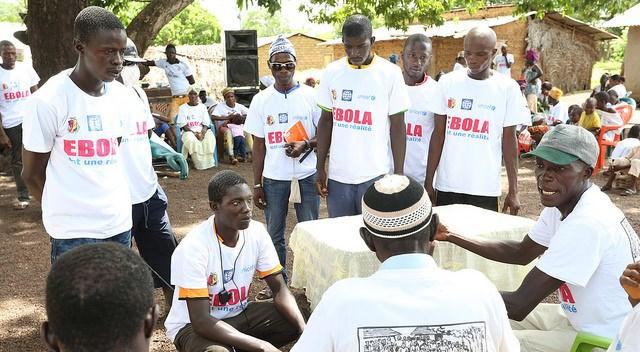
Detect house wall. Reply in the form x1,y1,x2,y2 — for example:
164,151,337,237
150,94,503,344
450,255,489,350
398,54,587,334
528,17,600,92
623,26,640,101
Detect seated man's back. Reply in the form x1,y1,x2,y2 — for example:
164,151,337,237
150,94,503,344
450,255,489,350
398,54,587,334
292,175,518,351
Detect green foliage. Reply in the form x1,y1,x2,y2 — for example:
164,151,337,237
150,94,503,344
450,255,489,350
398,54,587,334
0,0,25,23
238,0,638,30
241,8,291,37
512,0,640,23
91,0,221,45
152,1,221,45
607,29,628,62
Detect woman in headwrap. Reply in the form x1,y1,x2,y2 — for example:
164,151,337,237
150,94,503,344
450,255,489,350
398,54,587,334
521,49,543,113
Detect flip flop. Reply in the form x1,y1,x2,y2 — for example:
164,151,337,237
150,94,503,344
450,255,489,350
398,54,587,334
13,201,29,210
621,189,637,196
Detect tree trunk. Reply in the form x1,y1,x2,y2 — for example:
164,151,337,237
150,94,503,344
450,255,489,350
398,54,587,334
26,0,87,83
126,0,195,55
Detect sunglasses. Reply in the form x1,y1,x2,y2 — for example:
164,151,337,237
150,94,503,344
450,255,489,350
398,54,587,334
269,62,296,71
123,60,136,66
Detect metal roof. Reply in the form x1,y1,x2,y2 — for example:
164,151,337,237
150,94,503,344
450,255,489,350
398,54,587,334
601,3,640,27
320,11,617,46
258,33,326,48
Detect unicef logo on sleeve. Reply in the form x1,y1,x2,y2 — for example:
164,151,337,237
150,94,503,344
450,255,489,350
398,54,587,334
461,99,473,110
341,89,353,101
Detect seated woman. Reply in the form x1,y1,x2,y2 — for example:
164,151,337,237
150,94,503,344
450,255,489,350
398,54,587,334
212,87,253,165
595,91,623,142
176,88,216,170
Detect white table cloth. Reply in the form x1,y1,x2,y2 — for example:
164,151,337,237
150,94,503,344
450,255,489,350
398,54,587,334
290,204,537,309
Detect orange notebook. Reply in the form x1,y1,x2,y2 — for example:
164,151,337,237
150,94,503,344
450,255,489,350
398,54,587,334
284,120,309,143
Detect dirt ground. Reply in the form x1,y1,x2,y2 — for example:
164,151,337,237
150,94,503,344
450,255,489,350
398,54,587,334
1,156,639,352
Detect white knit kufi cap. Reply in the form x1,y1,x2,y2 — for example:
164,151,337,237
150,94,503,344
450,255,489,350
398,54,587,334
269,35,297,60
362,175,433,238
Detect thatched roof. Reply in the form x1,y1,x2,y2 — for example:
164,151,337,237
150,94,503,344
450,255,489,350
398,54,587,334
601,3,640,27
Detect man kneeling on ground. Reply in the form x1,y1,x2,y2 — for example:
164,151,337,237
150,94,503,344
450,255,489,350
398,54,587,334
164,170,305,352
42,243,158,352
436,124,640,351
292,174,518,351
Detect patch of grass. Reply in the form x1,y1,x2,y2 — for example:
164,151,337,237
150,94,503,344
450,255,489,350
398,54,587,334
592,60,623,88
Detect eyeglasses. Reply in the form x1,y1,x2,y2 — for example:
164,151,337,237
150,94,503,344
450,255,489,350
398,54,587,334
269,62,296,71
123,60,136,66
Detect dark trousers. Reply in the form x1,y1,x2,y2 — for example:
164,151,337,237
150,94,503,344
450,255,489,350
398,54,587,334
131,185,177,288
435,189,499,212
174,301,300,352
232,136,246,159
5,124,28,201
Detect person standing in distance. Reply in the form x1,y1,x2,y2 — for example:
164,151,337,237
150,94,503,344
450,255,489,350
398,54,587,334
315,14,410,217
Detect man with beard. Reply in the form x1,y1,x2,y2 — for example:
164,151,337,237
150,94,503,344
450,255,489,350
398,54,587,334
436,124,640,351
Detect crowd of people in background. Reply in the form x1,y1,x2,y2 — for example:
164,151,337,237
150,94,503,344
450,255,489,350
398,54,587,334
1,5,640,352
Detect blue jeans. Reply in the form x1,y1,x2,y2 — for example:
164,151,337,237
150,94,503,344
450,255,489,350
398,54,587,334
327,176,382,218
50,230,132,264
233,136,246,158
132,186,177,288
263,174,319,281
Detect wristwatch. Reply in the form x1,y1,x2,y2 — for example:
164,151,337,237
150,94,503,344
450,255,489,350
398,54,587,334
254,184,262,189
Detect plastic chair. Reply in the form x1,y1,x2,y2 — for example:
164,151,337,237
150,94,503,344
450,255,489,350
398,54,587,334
570,332,611,352
175,124,219,167
619,96,636,110
593,104,634,175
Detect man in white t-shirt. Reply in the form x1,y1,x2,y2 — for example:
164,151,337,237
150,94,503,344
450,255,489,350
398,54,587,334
426,26,530,214
164,170,306,352
118,38,178,310
245,36,320,292
316,14,410,217
608,261,640,352
22,6,133,263
292,175,519,351
401,34,438,185
546,87,568,126
493,44,515,78
0,40,40,210
601,125,640,193
437,125,640,352
212,87,253,164
142,43,195,120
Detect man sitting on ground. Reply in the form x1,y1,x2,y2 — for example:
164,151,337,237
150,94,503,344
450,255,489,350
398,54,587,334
436,124,640,351
164,170,305,352
601,125,640,195
292,175,518,351
42,243,158,352
176,87,216,170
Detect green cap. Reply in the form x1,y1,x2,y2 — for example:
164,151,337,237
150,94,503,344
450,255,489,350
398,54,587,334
522,145,579,165
521,124,599,167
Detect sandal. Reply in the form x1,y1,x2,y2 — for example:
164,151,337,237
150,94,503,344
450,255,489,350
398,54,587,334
255,288,273,301
621,189,637,196
13,200,29,210
230,157,238,165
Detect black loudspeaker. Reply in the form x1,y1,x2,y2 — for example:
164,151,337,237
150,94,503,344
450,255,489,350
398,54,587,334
233,88,260,107
225,30,259,88
226,55,259,87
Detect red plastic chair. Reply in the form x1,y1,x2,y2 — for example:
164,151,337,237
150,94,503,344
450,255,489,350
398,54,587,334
592,104,634,175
